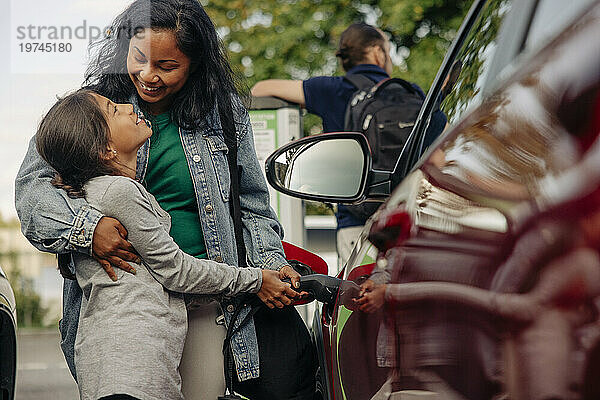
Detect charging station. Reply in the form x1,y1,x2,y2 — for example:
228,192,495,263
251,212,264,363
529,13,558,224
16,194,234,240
248,97,305,248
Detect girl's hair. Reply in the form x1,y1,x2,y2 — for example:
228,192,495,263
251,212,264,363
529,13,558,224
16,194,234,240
36,89,119,198
84,0,245,132
335,23,386,72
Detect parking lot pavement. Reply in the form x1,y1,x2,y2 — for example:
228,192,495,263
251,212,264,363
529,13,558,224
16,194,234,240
16,329,78,400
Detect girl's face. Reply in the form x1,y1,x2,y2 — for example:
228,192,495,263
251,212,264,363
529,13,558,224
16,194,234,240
92,93,152,156
126,28,192,114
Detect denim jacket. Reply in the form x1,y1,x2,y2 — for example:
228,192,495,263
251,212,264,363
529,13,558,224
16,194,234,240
15,94,289,381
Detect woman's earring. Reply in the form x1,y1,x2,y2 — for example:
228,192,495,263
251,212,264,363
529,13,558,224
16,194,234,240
112,150,118,156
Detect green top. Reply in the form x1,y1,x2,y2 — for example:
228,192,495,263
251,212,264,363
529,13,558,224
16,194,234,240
144,112,207,259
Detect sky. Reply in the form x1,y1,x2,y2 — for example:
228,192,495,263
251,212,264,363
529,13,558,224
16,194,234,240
1,0,133,219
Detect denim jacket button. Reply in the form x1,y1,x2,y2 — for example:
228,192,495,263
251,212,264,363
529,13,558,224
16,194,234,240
215,255,223,262
205,204,213,213
226,304,235,313
192,154,201,162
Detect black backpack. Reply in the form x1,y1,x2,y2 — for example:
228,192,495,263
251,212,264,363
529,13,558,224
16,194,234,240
343,74,424,171
341,74,424,223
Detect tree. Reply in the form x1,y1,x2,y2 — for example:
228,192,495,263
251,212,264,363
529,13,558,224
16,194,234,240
376,0,474,88
8,265,48,327
204,0,474,91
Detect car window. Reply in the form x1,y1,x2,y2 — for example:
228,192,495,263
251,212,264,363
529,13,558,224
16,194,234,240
523,0,597,52
431,0,597,140
439,0,513,127
428,3,600,203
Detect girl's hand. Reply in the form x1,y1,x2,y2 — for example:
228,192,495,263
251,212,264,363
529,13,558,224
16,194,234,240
258,270,298,309
92,217,140,281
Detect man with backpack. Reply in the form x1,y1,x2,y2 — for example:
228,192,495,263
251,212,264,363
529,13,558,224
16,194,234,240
252,22,446,267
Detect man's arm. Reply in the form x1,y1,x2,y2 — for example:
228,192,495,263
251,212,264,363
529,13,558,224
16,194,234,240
250,79,306,107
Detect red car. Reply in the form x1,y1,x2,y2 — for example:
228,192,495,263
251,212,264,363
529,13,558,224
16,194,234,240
266,0,600,399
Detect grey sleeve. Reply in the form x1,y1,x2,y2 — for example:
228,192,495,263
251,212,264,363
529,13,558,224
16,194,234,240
15,136,103,255
100,178,262,295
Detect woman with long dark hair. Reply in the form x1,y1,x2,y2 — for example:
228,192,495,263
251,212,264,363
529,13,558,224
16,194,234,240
16,0,315,399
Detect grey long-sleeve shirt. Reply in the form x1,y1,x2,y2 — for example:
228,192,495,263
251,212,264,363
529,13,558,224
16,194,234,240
74,175,262,400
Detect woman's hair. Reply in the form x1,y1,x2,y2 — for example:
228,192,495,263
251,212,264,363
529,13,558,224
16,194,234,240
84,0,245,132
36,89,119,198
335,23,386,72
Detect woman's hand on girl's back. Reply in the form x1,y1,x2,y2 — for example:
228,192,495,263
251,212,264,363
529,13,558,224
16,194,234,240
92,217,141,281
258,270,299,309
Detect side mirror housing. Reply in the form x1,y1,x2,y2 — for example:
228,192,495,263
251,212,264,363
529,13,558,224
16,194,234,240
265,132,392,203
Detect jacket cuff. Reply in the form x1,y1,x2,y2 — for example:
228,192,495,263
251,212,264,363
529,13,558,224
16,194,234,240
260,253,289,271
66,205,103,256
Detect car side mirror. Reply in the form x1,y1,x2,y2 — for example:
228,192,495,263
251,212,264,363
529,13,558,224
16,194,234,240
265,132,392,203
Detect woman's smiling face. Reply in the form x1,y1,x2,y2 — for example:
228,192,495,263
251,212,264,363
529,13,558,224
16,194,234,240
127,28,192,114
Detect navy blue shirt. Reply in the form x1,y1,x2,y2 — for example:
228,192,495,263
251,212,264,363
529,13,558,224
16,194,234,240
303,64,390,133
302,64,447,228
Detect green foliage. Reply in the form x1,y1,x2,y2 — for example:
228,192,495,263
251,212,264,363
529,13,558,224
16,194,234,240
305,200,335,215
206,0,360,85
441,0,510,124
377,0,473,89
7,266,48,327
204,0,473,91
0,215,20,228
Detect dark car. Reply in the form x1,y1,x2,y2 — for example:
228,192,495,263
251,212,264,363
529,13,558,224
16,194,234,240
266,0,600,399
0,266,17,400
